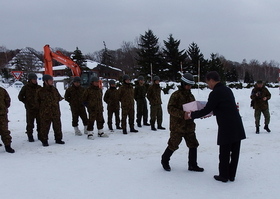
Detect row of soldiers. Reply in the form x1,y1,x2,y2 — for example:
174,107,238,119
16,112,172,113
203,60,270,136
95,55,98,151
10,73,166,148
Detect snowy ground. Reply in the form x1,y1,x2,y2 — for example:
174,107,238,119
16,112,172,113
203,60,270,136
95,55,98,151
1,82,279,199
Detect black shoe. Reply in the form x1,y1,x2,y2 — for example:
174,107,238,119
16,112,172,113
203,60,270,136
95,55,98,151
137,124,142,127
116,126,122,130
123,129,127,134
42,141,49,147
143,123,150,126
188,165,204,172
158,126,166,130
151,126,157,131
161,160,171,171
264,125,271,133
55,140,65,144
28,135,35,142
130,128,138,133
229,177,235,182
214,175,228,182
0,143,2,147
256,127,260,134
5,145,15,153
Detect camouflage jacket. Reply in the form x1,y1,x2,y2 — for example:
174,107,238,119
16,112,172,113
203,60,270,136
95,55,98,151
18,81,41,110
64,84,86,109
103,87,120,110
250,85,271,110
0,87,10,115
147,83,162,105
118,83,134,109
168,87,196,133
134,84,148,100
83,85,103,113
36,84,63,117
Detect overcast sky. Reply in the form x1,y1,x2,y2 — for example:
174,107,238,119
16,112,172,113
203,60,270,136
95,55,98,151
1,0,280,63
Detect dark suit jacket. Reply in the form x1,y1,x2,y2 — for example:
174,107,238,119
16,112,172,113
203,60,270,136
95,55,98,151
191,82,246,145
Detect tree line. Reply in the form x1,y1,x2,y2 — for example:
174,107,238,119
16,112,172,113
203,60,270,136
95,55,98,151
1,29,279,83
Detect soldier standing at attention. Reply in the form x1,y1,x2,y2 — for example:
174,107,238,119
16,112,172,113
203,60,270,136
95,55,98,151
250,80,271,134
83,76,108,139
119,74,138,134
0,87,15,153
103,80,121,131
134,76,150,127
36,74,65,146
147,76,166,131
18,73,41,142
161,73,203,172
64,76,88,136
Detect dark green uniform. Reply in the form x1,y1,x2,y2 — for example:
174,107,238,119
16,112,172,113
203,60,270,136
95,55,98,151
147,83,163,127
103,87,120,129
64,84,88,127
83,85,104,131
251,84,271,127
36,84,63,142
167,87,199,151
119,83,135,130
134,83,148,126
18,81,41,139
0,87,12,146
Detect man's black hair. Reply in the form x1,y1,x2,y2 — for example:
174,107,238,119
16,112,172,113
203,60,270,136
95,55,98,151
206,71,220,82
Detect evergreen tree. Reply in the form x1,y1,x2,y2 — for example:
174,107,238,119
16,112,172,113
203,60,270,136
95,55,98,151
162,34,187,81
225,67,238,82
72,47,87,70
101,41,114,67
186,42,205,81
136,29,162,78
207,53,225,82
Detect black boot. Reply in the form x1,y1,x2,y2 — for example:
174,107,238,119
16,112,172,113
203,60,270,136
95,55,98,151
158,126,166,130
28,135,34,142
123,129,127,134
264,125,271,133
151,124,157,131
137,123,142,128
130,127,138,133
116,125,122,129
143,122,150,126
5,145,15,153
161,147,174,171
55,140,65,144
108,124,113,131
256,126,260,134
0,143,2,147
41,140,49,147
188,148,204,172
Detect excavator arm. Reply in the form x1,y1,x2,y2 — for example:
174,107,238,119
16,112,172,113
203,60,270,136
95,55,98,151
43,44,81,76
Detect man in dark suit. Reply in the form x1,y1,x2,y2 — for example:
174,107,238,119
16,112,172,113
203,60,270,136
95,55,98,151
186,71,246,183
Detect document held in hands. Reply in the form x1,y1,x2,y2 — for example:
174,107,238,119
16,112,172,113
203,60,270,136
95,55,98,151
182,101,213,117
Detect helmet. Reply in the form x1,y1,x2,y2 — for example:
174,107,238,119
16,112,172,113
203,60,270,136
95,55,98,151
109,80,115,85
28,73,37,80
73,76,81,82
90,76,99,82
181,73,195,85
153,76,160,81
123,74,130,81
138,76,144,81
42,74,53,81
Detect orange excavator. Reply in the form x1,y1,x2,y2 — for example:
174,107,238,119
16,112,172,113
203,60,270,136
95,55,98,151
43,44,100,87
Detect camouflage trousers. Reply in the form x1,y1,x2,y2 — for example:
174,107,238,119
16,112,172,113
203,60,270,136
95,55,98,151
39,116,63,142
149,104,163,126
25,109,40,137
121,107,135,130
87,111,104,131
0,115,12,146
70,106,88,127
107,109,120,128
254,108,270,126
136,98,148,125
167,131,199,151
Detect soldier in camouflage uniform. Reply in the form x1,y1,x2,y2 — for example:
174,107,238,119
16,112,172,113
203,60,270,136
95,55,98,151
64,76,88,136
0,87,15,153
147,76,165,131
250,80,271,134
103,80,121,131
18,73,41,142
36,74,65,146
118,74,138,134
134,76,150,127
161,73,203,172
83,76,108,139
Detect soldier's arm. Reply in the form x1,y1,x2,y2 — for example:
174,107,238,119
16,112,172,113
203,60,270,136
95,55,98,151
18,86,26,103
167,94,184,119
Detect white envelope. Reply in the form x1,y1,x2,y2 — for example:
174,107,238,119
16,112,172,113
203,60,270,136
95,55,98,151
183,101,213,117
